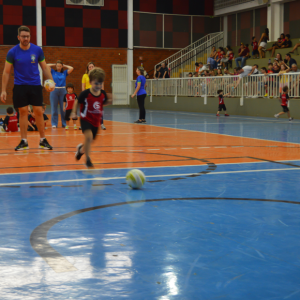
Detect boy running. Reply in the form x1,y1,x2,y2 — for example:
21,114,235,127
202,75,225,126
216,89,230,116
274,86,293,121
63,83,78,130
71,68,112,167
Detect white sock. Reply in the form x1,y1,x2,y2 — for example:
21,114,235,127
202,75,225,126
22,139,27,143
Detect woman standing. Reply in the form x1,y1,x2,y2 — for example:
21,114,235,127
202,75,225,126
207,46,217,70
82,62,106,130
258,28,269,58
47,60,74,128
132,67,147,123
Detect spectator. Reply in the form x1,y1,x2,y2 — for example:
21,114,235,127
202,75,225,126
216,48,224,67
266,33,286,53
289,41,300,54
160,62,169,79
207,46,217,70
222,46,234,69
259,67,268,97
287,64,300,73
278,63,290,93
272,63,280,73
198,62,208,76
258,28,269,58
251,37,259,59
268,34,292,58
233,66,253,88
195,62,200,72
285,53,297,68
217,69,223,76
235,43,250,68
154,65,161,79
274,53,284,65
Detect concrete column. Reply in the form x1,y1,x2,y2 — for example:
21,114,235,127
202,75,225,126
127,0,133,104
268,2,284,41
223,15,228,47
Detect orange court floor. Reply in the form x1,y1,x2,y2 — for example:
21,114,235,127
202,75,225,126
1,118,300,174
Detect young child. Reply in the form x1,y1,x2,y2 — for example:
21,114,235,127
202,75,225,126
216,90,230,117
274,86,293,121
42,103,49,128
3,107,18,132
71,68,112,168
28,108,49,131
63,83,78,130
251,37,259,59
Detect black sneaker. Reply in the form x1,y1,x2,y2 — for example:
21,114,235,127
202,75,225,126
86,157,94,168
289,117,294,122
142,120,147,123
15,140,29,151
39,138,53,150
75,143,84,161
134,120,143,123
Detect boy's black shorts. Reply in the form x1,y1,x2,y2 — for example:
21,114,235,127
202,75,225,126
13,85,43,109
281,105,289,112
252,50,259,55
80,119,99,140
65,109,78,121
218,104,227,111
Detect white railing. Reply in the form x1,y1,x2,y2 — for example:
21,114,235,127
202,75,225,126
155,32,224,78
215,0,254,10
131,73,300,99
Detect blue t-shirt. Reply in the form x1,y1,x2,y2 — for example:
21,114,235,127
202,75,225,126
135,75,146,96
51,69,68,87
6,43,45,86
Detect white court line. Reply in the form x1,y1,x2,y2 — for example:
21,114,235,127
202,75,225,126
147,149,160,151
182,148,193,150
214,146,227,148
1,159,300,176
165,148,177,150
198,147,210,148
0,167,300,186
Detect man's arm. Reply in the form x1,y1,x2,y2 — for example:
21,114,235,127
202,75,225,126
1,62,12,103
248,66,256,76
39,60,54,81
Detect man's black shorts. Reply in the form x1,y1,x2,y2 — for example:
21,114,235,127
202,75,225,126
218,104,227,111
281,105,289,112
80,119,99,140
65,109,78,121
13,85,43,109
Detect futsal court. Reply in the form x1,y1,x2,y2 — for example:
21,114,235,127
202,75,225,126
1,107,300,300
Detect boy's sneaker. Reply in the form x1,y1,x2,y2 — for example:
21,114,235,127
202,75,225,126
15,140,29,151
274,114,279,118
39,138,53,150
86,157,94,168
52,125,56,128
289,117,293,121
65,125,69,130
225,114,229,116
101,124,106,130
74,125,77,130
216,114,220,116
264,93,268,97
75,143,84,161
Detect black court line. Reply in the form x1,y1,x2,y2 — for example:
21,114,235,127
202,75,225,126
30,197,300,273
247,157,300,168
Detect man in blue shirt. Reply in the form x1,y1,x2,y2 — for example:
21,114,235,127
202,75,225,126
1,25,54,151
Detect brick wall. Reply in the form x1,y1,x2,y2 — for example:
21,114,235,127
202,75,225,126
0,46,127,105
133,48,178,78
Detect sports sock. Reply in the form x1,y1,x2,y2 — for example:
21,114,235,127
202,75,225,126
22,139,27,143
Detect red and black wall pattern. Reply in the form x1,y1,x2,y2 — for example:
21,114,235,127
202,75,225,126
227,7,267,47
0,0,128,47
133,0,214,16
284,1,300,39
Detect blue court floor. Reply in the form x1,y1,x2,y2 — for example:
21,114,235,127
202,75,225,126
0,108,300,300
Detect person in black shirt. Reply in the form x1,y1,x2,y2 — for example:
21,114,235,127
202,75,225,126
154,65,161,79
269,34,292,58
160,62,169,79
285,53,297,68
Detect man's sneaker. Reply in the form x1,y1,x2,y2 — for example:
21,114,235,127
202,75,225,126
79,126,81,130
216,114,220,116
134,120,143,123
39,138,53,150
289,117,294,121
65,125,69,130
101,124,106,130
225,114,229,116
74,125,77,130
86,157,94,168
142,120,147,123
274,114,279,118
75,143,84,161
15,140,29,151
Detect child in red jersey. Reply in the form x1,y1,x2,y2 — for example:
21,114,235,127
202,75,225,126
71,68,112,168
3,107,18,132
216,89,230,117
63,83,78,130
274,86,293,121
28,107,49,131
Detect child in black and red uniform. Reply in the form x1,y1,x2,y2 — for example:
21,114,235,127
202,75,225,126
63,83,78,130
71,68,112,168
252,37,259,59
28,107,49,131
3,107,18,132
216,90,230,117
274,86,293,121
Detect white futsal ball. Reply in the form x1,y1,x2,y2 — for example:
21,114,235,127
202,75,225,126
126,169,146,189
44,79,55,92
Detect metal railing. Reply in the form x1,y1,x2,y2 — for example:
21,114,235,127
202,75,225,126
155,32,224,79
215,0,255,10
131,73,300,100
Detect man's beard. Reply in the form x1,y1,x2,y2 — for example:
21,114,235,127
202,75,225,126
20,40,29,47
